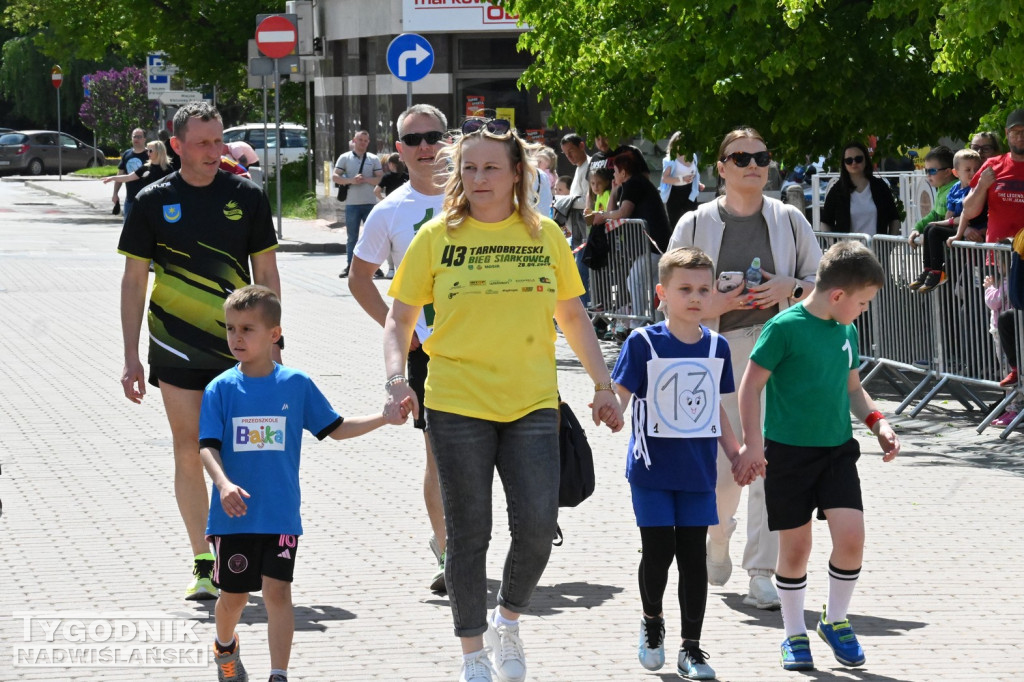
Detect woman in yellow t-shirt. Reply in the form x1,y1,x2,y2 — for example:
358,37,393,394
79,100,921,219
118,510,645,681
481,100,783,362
382,117,623,682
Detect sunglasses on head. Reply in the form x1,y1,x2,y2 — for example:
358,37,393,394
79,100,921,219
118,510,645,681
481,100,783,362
843,155,865,165
924,167,951,176
461,117,512,136
720,151,771,168
399,131,445,147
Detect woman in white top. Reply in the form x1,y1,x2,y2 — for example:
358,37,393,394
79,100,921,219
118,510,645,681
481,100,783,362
661,131,705,227
819,141,900,236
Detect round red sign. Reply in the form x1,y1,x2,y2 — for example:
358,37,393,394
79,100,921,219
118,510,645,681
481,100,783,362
255,16,298,60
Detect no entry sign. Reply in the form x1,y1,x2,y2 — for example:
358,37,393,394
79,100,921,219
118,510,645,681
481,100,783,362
51,65,62,89
255,15,297,59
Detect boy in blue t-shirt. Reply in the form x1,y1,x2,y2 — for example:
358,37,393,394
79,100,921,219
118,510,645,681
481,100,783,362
612,247,742,681
199,285,410,682
734,241,900,672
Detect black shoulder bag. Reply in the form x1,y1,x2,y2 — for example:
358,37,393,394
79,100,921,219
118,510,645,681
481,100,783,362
336,153,367,202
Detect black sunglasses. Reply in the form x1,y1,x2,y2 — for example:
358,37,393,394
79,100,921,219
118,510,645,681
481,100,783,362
843,155,865,165
720,151,771,168
399,131,445,147
461,117,512,136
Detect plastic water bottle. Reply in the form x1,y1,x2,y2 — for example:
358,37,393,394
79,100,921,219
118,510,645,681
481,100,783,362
746,257,763,289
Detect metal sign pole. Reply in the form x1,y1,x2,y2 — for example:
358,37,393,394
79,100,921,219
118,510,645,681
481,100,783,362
57,84,62,180
262,76,269,193
274,64,283,239
407,82,412,110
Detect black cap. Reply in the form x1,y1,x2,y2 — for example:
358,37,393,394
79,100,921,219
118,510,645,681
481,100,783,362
1006,108,1024,129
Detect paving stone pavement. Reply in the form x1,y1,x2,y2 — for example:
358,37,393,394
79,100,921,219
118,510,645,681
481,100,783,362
1,178,1023,681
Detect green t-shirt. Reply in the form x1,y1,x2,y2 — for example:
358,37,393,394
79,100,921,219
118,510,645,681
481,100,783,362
749,303,859,447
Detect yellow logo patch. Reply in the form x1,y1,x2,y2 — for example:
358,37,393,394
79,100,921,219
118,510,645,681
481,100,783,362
223,200,243,221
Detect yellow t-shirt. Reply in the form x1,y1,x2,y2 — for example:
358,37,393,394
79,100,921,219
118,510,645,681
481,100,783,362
389,212,585,422
594,189,610,212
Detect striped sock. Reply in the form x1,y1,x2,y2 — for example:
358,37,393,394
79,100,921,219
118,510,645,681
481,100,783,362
826,563,860,622
775,573,808,638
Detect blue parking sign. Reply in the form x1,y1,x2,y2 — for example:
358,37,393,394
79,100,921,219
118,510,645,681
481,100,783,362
386,34,434,83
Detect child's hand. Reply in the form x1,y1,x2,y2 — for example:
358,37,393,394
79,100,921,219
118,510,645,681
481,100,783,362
219,483,250,517
875,421,900,462
732,445,766,486
984,275,995,289
908,231,921,249
590,392,624,432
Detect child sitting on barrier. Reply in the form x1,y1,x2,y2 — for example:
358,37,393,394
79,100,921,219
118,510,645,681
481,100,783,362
910,148,984,293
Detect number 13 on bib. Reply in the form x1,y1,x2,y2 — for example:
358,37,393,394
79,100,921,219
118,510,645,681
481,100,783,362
646,358,723,438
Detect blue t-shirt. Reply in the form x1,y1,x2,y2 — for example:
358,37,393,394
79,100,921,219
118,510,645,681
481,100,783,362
946,181,987,229
612,323,734,491
199,364,343,536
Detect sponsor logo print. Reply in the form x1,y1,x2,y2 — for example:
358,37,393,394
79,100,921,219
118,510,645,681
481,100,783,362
228,554,248,574
222,201,243,221
277,549,291,559
232,416,286,451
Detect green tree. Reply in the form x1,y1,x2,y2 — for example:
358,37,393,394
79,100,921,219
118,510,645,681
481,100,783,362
500,0,993,161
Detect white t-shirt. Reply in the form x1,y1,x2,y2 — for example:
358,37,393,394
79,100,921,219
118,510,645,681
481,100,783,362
849,185,877,235
570,158,591,210
353,182,444,341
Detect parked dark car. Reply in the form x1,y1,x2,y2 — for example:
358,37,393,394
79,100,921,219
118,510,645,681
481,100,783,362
0,130,106,175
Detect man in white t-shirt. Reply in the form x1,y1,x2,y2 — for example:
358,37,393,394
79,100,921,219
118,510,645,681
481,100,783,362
348,104,450,592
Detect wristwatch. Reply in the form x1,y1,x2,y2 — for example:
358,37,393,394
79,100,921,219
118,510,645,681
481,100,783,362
791,281,805,299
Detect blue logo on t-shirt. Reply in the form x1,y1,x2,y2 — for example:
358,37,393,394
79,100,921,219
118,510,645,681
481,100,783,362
126,157,143,174
163,204,182,223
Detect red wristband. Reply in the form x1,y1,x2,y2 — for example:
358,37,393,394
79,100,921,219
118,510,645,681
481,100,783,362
865,410,884,430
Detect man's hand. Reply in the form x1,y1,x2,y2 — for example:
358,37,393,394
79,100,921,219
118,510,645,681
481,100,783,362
121,360,146,404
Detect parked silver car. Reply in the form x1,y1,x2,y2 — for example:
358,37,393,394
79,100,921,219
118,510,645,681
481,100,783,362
222,123,308,176
0,130,106,176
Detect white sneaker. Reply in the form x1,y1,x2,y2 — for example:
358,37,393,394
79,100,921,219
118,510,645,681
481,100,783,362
484,610,526,682
743,572,781,610
459,649,494,682
706,537,732,586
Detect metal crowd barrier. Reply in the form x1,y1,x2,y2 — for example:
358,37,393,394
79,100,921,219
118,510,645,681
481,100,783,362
815,231,1024,438
586,218,660,329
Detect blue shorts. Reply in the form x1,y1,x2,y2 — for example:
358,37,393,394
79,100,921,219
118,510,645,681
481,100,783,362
629,483,718,527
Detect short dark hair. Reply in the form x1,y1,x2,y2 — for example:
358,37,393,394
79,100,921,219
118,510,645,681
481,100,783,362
172,102,221,140
613,153,639,176
560,133,584,148
924,145,954,168
224,284,281,327
815,241,884,293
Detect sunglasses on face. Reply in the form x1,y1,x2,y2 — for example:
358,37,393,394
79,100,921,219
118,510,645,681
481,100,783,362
924,167,951,176
720,151,771,168
399,131,445,147
843,155,865,165
461,117,512,136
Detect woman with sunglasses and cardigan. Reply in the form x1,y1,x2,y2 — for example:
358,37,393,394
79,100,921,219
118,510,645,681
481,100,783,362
381,117,623,682
667,127,821,612
820,142,901,236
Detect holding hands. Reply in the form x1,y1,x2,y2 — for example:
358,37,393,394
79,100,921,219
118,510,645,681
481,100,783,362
731,444,766,486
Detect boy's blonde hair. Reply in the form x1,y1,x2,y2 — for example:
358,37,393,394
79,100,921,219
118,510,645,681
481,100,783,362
658,247,714,284
815,241,884,293
953,148,981,168
224,284,281,327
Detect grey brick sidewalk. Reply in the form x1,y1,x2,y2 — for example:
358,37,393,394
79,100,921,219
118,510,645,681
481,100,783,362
1,181,1022,681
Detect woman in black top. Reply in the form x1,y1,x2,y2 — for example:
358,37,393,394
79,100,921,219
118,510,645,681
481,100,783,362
375,152,409,200
820,141,900,235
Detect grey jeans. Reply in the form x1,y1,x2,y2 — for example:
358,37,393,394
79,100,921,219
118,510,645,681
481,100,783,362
426,407,560,637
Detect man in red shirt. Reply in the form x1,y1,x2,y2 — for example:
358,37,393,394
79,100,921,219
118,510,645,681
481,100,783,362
962,108,1024,243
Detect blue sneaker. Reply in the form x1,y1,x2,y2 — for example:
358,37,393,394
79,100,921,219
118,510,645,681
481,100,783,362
816,607,865,667
780,634,814,671
636,616,665,671
677,644,715,680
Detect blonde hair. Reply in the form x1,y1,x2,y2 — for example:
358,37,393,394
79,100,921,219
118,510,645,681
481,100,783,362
145,140,170,171
658,247,714,284
953,147,981,168
438,125,543,238
535,146,557,169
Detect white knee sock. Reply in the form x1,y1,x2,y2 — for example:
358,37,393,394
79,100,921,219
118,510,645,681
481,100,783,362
775,573,807,638
826,563,860,622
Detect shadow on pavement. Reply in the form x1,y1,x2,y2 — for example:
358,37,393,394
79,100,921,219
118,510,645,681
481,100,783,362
717,593,926,638
423,578,624,615
189,596,356,632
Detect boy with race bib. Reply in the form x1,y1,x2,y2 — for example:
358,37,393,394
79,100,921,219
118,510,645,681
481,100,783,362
612,247,742,680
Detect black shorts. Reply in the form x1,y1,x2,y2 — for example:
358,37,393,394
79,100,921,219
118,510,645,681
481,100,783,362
149,365,229,390
407,346,429,430
764,438,863,532
210,534,299,594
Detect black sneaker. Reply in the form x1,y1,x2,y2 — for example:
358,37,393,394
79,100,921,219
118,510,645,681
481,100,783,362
373,269,385,279
338,268,349,278
907,271,929,290
917,270,946,293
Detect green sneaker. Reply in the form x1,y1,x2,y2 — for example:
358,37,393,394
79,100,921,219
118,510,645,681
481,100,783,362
430,551,446,592
185,553,218,601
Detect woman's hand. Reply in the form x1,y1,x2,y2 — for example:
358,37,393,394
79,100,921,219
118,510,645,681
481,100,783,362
746,270,793,309
384,382,418,424
590,391,623,432
706,284,748,318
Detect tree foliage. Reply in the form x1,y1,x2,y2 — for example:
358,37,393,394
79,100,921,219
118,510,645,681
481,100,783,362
79,67,159,149
500,0,1001,162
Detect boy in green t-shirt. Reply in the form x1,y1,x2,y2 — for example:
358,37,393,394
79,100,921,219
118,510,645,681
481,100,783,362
734,241,900,672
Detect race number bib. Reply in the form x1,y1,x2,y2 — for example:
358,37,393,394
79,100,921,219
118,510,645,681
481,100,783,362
645,357,723,438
